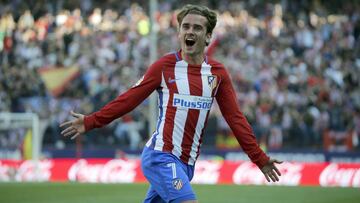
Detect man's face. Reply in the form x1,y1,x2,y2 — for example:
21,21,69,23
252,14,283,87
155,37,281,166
178,14,211,57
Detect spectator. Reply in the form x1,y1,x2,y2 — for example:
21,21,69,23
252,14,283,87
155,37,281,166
0,0,359,152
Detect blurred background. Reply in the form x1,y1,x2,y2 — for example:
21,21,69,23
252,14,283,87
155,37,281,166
0,0,359,162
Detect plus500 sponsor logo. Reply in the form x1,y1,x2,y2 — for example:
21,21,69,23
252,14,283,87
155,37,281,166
173,94,212,110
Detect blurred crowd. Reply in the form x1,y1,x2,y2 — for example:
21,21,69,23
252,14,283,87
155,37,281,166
1,0,360,152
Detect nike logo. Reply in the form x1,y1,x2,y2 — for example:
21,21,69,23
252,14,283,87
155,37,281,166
168,77,180,84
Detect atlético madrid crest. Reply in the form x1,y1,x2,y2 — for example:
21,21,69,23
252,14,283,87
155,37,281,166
172,178,183,190
207,75,218,91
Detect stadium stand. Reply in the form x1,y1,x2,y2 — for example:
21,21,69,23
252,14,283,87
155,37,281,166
0,0,359,155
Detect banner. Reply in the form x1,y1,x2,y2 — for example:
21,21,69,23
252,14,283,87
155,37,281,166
0,159,359,187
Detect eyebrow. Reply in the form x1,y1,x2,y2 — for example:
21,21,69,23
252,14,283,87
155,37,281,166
182,22,204,28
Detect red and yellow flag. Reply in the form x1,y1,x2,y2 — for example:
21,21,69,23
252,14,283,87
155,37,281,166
38,66,80,97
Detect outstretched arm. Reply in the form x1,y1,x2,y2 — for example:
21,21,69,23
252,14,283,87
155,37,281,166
215,66,282,182
60,60,163,138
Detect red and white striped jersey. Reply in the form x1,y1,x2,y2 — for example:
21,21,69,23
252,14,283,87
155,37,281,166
84,51,269,168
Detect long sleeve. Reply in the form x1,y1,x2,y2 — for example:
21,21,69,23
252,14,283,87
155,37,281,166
215,67,269,168
84,61,162,131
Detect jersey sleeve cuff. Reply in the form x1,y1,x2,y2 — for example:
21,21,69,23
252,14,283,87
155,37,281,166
84,114,95,132
255,155,270,169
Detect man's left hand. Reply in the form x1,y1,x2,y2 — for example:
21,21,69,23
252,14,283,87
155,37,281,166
261,159,283,182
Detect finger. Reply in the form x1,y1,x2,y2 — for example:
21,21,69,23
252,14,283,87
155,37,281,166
264,173,270,182
271,170,279,181
63,129,77,137
274,159,283,164
269,172,277,182
59,121,72,128
274,165,281,176
61,126,74,135
71,111,81,118
71,133,80,140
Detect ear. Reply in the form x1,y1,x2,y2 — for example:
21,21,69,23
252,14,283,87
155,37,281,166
205,33,212,46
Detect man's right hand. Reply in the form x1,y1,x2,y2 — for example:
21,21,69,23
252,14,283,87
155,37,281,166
60,111,85,139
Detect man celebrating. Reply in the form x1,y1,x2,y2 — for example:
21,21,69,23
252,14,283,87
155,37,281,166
61,4,282,203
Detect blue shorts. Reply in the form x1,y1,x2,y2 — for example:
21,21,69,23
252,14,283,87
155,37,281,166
141,147,196,203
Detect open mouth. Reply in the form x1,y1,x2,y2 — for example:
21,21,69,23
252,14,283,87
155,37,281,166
185,39,196,46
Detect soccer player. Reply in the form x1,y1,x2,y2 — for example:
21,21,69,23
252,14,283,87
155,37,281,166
60,4,282,203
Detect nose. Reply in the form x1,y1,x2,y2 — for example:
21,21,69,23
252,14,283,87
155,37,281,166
186,26,194,34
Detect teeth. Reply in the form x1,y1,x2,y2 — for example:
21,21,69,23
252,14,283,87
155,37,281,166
185,38,196,46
